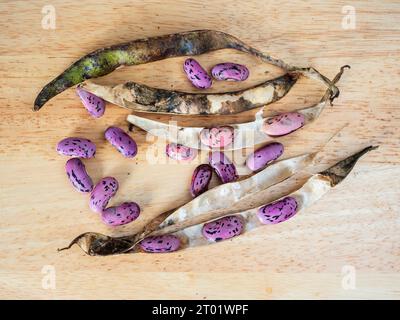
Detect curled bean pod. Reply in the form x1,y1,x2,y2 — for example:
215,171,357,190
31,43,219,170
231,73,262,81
190,164,213,197
257,197,298,225
246,142,284,171
139,235,181,253
65,158,93,193
101,202,140,226
183,58,212,89
89,177,119,213
166,143,197,161
199,126,235,148
34,30,339,110
56,137,96,158
76,87,105,118
105,126,138,158
202,215,244,241
211,62,249,81
208,152,238,183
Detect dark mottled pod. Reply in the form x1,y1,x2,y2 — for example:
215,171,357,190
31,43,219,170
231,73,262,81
76,87,105,118
208,152,238,183
65,158,93,193
139,235,180,253
89,177,119,213
183,58,212,89
257,197,298,224
202,215,244,241
190,164,213,197
56,137,96,158
246,142,284,171
211,62,249,81
104,126,137,158
101,202,140,226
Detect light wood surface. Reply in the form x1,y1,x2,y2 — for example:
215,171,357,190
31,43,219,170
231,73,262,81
0,0,399,299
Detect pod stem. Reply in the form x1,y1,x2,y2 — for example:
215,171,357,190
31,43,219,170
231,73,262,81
319,145,379,187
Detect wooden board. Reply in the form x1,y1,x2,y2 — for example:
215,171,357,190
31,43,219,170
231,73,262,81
0,0,399,299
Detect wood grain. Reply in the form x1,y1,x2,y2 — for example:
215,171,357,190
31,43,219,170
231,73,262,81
0,0,399,299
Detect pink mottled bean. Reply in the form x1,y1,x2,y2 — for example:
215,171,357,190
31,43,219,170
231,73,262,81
262,112,305,136
246,142,284,171
183,58,212,89
202,215,244,241
65,158,93,193
199,126,235,148
190,164,213,197
89,177,119,213
208,152,238,183
105,126,138,158
76,87,105,118
139,235,181,253
101,202,140,226
166,143,197,161
257,197,298,225
56,137,96,158
211,62,249,81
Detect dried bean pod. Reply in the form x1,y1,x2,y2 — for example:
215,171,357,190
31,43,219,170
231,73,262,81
202,215,244,241
166,143,197,161
208,152,238,183
211,62,249,81
139,235,180,253
65,158,93,193
56,137,96,158
190,164,213,197
89,177,119,213
246,142,284,171
101,202,140,226
199,126,235,148
76,87,105,118
257,197,298,224
105,126,138,158
183,58,212,89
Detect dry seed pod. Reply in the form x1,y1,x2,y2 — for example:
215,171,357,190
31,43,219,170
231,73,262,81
127,66,349,150
81,73,296,115
35,30,339,111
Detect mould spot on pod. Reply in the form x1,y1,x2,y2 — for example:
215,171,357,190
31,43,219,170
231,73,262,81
139,235,180,253
200,126,235,148
183,58,212,89
262,112,305,137
211,62,249,81
257,197,298,225
202,215,244,241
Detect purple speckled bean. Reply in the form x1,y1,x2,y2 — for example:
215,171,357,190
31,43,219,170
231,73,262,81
101,202,140,226
166,143,197,161
76,87,105,118
56,137,96,158
183,58,212,89
262,112,305,136
89,177,119,213
208,152,238,183
65,158,93,193
105,126,138,158
199,126,235,148
257,197,298,225
246,142,284,171
190,164,213,197
211,62,249,81
139,235,180,253
202,215,244,241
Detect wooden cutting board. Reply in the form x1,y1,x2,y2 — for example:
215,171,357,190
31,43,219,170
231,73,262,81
0,0,399,299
